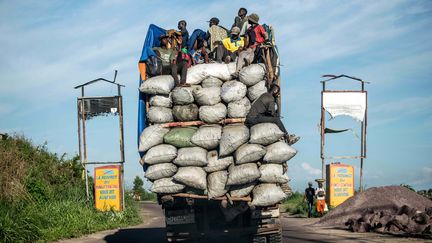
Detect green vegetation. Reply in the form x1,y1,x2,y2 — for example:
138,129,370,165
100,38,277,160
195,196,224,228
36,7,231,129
132,176,157,201
400,184,415,192
0,136,141,243
281,192,321,218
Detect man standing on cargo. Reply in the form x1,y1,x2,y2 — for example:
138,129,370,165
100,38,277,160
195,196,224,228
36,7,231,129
232,7,248,36
178,20,189,49
153,34,189,87
304,182,315,218
246,84,300,145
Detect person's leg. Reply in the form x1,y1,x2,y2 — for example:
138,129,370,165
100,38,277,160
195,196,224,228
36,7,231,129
235,49,247,73
248,115,288,134
179,61,188,85
244,47,255,66
170,63,180,85
215,45,224,63
308,201,313,218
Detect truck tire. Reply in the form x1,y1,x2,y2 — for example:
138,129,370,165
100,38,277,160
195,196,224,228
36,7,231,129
252,235,266,243
267,230,282,243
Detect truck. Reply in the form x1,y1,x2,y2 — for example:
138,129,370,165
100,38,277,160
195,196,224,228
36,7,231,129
137,23,286,242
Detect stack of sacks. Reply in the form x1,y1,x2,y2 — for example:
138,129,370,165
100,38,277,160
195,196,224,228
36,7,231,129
138,63,297,206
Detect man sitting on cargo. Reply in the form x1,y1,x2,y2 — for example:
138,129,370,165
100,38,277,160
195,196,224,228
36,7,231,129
153,34,189,87
206,17,229,62
215,26,244,63
245,84,300,145
234,13,269,75
232,7,248,36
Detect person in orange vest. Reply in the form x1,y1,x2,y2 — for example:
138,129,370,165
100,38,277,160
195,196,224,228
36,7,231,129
316,181,326,216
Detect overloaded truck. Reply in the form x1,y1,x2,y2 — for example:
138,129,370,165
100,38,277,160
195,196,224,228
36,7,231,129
137,24,297,242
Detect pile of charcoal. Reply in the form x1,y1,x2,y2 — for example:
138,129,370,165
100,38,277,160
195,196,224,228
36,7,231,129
346,205,432,236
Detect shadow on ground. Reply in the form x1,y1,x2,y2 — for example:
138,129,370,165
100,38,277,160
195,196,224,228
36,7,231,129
104,227,165,243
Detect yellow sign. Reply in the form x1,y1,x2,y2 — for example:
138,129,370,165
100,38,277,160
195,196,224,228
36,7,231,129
94,165,122,212
326,163,354,207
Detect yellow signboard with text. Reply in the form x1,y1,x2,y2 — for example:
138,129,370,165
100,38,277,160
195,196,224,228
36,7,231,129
326,163,354,207
94,165,122,212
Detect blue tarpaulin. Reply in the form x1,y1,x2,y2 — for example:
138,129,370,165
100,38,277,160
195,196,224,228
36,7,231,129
137,24,167,155
139,24,167,63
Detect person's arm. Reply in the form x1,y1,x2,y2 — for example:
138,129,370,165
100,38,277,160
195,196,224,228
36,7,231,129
233,16,240,28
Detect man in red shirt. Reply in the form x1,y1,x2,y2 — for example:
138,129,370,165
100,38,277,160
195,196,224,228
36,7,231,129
234,13,269,75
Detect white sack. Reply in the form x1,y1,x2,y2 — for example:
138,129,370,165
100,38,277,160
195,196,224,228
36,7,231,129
250,123,284,145
239,64,266,86
147,107,173,123
227,163,261,186
235,144,266,164
139,75,175,95
173,167,207,190
264,141,297,163
252,183,287,206
204,150,233,173
173,147,208,166
247,81,267,101
143,144,177,165
207,171,229,199
149,94,172,108
221,80,247,103
219,124,250,156
191,125,222,149
227,97,251,118
145,163,177,181
201,77,223,88
186,63,232,84
229,182,256,198
193,87,221,106
199,103,227,123
138,125,170,152
172,86,195,105
151,177,185,193
259,164,289,183
172,104,199,121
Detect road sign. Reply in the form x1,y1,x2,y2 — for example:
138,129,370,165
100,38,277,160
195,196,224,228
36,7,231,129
326,163,354,207
94,165,123,211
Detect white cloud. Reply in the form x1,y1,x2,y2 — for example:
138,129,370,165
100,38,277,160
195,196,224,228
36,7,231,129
300,162,322,176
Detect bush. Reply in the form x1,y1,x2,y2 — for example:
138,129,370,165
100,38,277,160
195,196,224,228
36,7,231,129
0,136,142,242
281,192,324,218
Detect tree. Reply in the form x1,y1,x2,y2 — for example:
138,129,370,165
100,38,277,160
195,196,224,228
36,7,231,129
133,176,145,200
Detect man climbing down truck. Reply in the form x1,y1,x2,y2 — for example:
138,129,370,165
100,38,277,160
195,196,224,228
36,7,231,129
246,84,300,145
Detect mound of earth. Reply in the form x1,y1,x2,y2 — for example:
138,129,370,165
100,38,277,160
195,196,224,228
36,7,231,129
316,186,432,227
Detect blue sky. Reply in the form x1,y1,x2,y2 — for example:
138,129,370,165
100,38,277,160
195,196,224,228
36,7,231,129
1,0,431,191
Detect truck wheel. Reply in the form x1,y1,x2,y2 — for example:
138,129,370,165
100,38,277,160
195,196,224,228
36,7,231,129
267,230,282,243
252,235,266,243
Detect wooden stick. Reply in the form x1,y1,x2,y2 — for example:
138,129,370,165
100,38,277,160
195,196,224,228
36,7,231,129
170,193,251,202
160,118,246,128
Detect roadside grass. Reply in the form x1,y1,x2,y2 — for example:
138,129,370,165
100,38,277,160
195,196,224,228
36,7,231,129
0,136,141,243
281,192,321,218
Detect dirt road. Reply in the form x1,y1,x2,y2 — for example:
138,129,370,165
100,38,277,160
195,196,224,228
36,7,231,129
57,202,426,243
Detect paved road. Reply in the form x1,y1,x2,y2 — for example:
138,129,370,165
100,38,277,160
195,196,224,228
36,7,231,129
57,202,426,243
